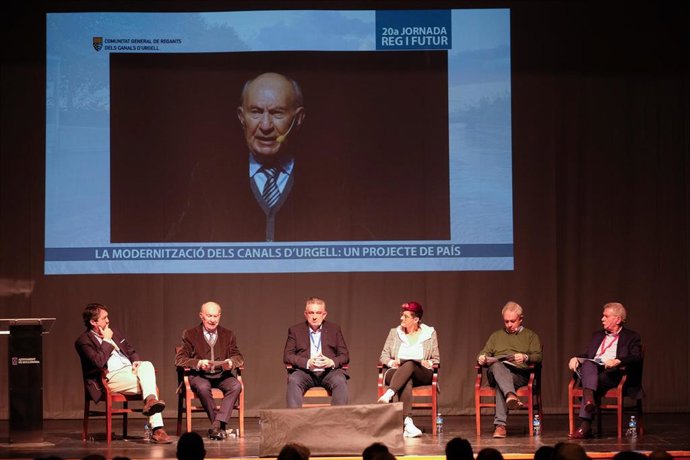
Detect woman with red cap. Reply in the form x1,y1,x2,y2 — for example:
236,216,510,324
377,301,440,437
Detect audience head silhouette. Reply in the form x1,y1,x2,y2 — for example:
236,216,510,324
445,437,474,460
477,448,504,460
648,451,673,460
372,453,397,460
555,442,590,460
177,431,206,460
613,452,648,460
534,445,556,460
278,443,311,460
363,442,390,460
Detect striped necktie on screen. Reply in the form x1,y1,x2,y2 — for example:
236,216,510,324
262,166,281,209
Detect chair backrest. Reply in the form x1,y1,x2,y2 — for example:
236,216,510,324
623,344,644,398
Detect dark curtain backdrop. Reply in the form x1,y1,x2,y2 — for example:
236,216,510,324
1,1,688,419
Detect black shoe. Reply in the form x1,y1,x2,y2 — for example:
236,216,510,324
208,426,226,440
568,422,592,439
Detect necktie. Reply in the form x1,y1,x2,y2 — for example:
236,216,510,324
262,167,281,209
204,331,217,363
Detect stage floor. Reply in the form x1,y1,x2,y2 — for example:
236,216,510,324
1,414,689,460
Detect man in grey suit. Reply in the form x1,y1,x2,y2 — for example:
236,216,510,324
283,296,350,408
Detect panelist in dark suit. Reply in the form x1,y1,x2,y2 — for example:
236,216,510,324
75,303,171,444
568,302,643,439
283,296,350,408
175,301,244,440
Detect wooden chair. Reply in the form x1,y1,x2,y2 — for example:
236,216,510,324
377,364,440,435
81,369,147,444
474,362,542,437
285,364,348,407
568,363,644,438
176,365,245,436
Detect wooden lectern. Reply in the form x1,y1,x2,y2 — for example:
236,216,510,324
0,318,55,445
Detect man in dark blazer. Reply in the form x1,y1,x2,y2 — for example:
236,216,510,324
283,296,350,408
175,301,244,440
568,302,643,438
75,302,171,443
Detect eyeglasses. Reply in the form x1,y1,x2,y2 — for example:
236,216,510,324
305,311,325,315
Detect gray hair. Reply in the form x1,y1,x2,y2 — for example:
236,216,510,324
501,301,523,317
604,302,626,322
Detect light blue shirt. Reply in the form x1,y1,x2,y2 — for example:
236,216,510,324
92,331,131,373
309,325,324,373
309,326,322,358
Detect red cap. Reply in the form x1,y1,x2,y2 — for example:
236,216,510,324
401,301,424,318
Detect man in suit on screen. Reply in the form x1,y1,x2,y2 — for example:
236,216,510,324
236,72,305,242
110,53,451,243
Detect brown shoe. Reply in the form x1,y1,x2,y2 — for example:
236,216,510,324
493,425,507,438
151,427,172,444
142,396,166,416
506,393,524,410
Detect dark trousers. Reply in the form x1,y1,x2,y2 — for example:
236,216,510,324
286,368,348,408
188,374,242,425
383,360,433,417
578,360,624,420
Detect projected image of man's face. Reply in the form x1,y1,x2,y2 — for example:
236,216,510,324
237,72,304,160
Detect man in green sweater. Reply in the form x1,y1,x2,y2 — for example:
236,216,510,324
477,301,542,438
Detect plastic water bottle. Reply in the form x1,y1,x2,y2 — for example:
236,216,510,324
436,412,444,433
143,422,152,442
626,415,637,438
532,414,541,436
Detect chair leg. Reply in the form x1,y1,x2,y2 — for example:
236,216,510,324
177,394,184,436
238,391,245,437
475,391,481,436
616,396,623,438
538,393,544,434
186,394,193,433
82,400,89,442
527,393,534,437
596,407,603,437
431,394,437,436
568,396,574,435
106,398,113,445
637,399,644,436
